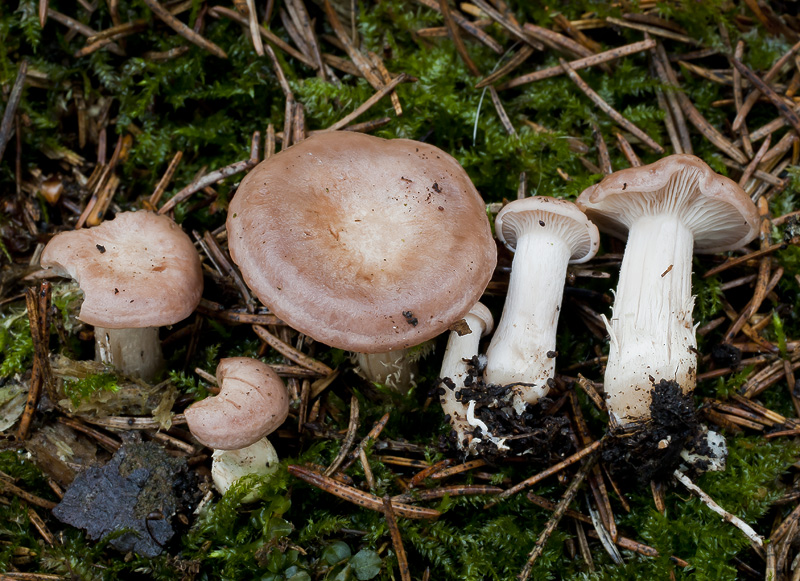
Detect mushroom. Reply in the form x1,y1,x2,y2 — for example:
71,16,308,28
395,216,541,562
184,357,289,450
226,131,496,391
210,438,281,501
576,154,759,429
40,211,203,381
438,302,503,453
484,196,599,413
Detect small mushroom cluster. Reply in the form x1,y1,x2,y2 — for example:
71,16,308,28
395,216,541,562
39,131,759,493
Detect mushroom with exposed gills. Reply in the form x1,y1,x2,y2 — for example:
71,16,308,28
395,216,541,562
184,357,289,498
40,211,204,382
438,303,501,454
226,131,497,392
576,154,759,430
484,197,599,414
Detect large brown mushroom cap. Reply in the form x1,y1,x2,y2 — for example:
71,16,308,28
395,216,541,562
40,211,203,328
185,357,289,450
576,154,759,253
227,132,497,353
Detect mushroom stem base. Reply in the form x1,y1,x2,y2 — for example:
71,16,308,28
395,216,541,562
95,326,164,382
354,345,432,393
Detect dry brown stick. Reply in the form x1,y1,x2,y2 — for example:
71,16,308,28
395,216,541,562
382,496,412,581
654,42,749,162
560,58,664,153
287,465,440,519
430,458,487,480
485,439,604,508
47,9,125,55
553,12,602,54
523,22,591,59
323,0,387,88
591,122,612,174
286,0,325,80
731,57,800,137
499,39,655,90
703,241,786,277
326,73,410,131
409,459,453,488
489,86,516,136
76,21,150,57
57,416,122,452
732,40,754,158
413,0,503,54
476,45,536,88
439,0,480,77
0,60,27,164
341,412,391,470
243,0,264,55
606,16,699,45
760,130,797,166
575,374,606,410
201,232,255,309
733,40,800,132
368,52,402,116
325,395,360,476
149,151,183,207
252,325,334,375
471,0,541,51
81,413,187,430
196,301,284,326
519,455,596,581
655,86,682,154
0,479,57,510
394,485,503,503
725,266,783,345
739,134,772,187
208,6,314,67
650,45,692,154
27,507,54,546
615,132,641,167
158,157,255,214
16,283,50,441
142,0,227,58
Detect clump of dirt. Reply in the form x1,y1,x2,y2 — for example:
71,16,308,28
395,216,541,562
602,379,699,484
710,343,742,368
439,356,572,462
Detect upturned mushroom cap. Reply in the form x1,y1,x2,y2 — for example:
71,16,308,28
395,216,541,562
227,131,497,353
40,211,203,329
185,357,289,450
576,154,759,253
495,196,599,263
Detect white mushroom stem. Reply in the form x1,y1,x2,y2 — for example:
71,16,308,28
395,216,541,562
603,214,696,428
94,326,164,382
438,304,503,453
354,349,417,392
211,437,280,502
485,229,571,413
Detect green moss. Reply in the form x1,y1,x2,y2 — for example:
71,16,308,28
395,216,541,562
62,373,119,408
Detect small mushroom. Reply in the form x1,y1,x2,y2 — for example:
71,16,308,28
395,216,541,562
210,437,281,501
184,357,289,450
484,197,599,413
40,211,203,381
438,303,503,454
576,154,759,429
227,131,496,392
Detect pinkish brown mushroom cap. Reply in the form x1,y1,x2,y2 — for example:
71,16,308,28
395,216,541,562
576,154,759,253
227,131,497,353
185,357,289,450
40,211,203,328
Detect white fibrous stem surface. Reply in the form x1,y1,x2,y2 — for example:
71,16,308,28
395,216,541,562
211,437,280,502
94,326,164,382
439,309,505,453
354,348,417,393
485,229,571,413
604,214,696,427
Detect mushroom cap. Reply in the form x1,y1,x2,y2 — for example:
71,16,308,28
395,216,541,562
576,154,759,253
227,131,497,353
185,357,289,450
495,196,599,264
40,211,203,329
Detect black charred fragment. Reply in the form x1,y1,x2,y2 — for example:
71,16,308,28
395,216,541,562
96,244,106,253
710,343,742,368
52,441,199,557
402,310,418,326
602,379,698,485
